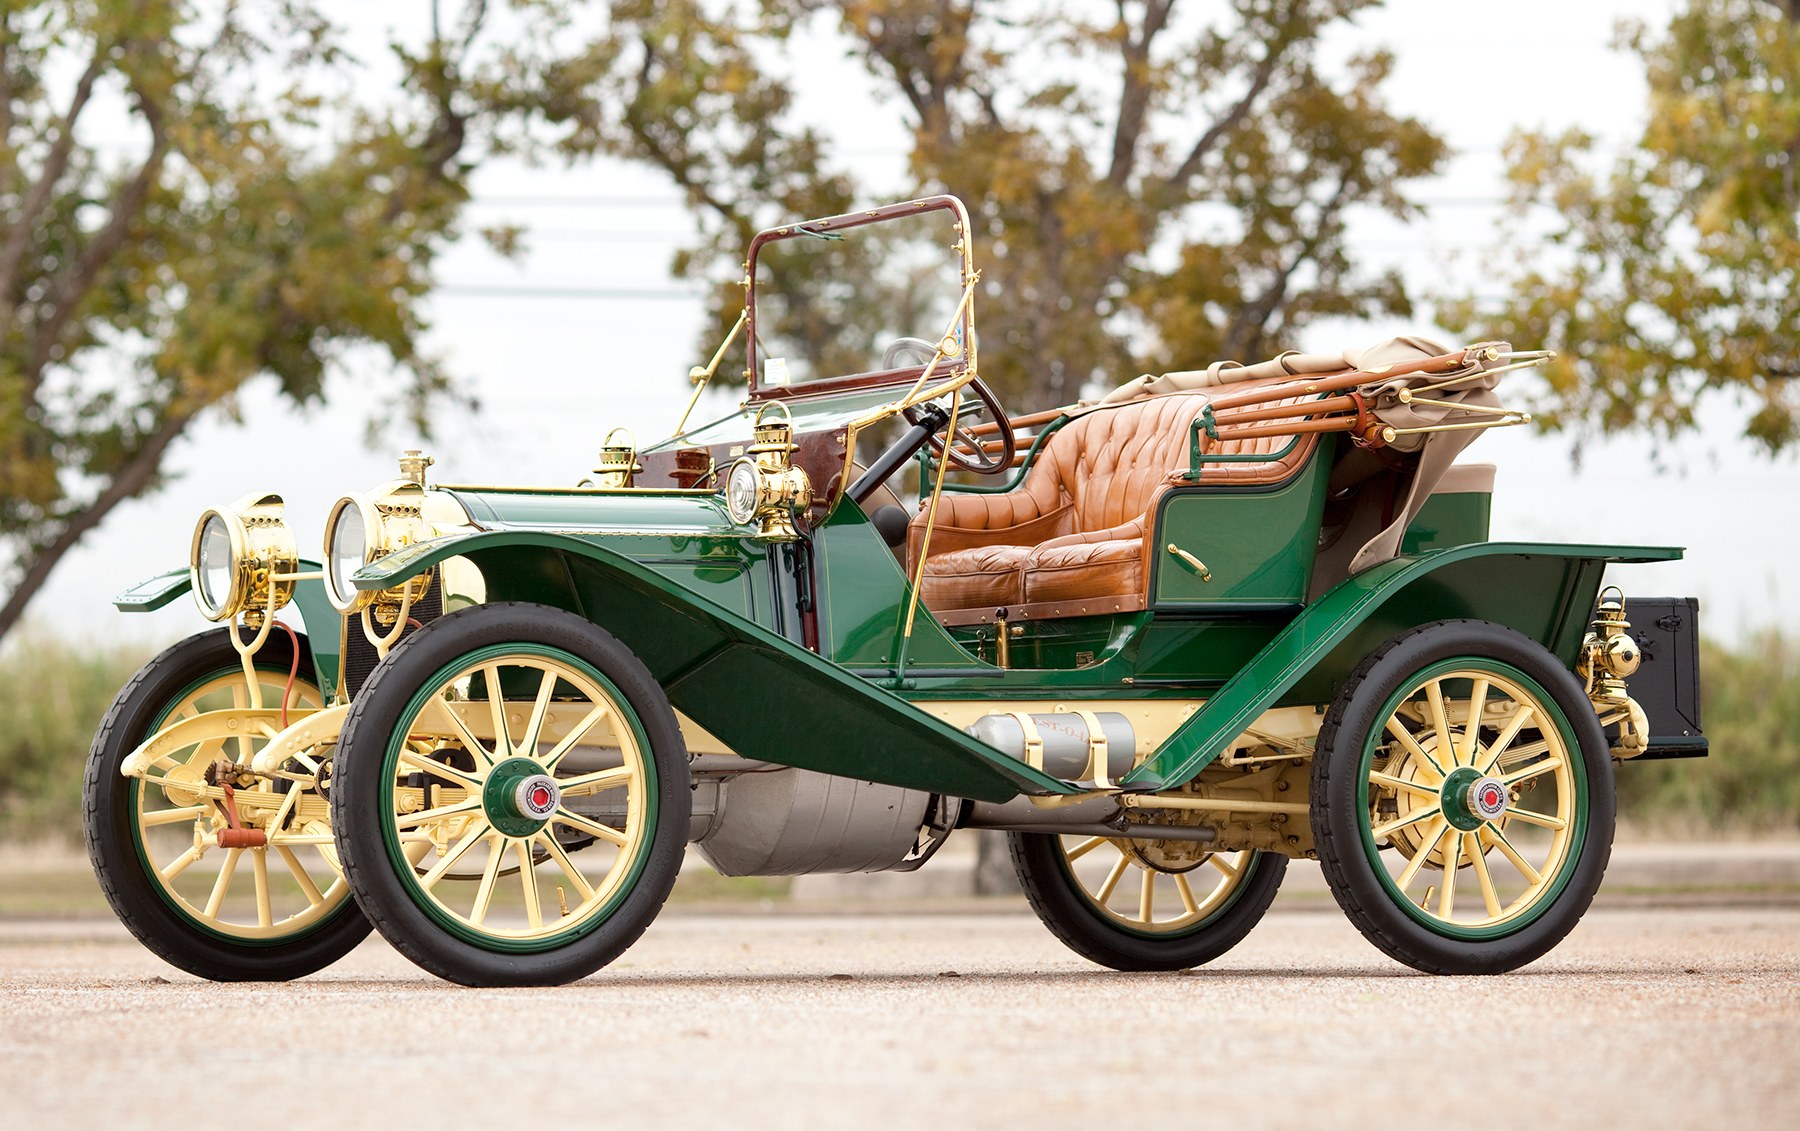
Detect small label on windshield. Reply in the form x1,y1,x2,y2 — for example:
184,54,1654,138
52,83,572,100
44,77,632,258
763,357,791,386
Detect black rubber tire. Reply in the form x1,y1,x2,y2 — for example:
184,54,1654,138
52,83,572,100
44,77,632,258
1009,832,1287,971
332,602,690,987
1310,619,1615,975
83,629,371,981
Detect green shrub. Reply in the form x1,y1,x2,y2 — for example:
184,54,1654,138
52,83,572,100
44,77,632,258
0,633,147,842
1615,631,1800,835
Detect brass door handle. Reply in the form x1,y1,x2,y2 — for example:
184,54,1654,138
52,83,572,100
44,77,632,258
1166,543,1212,582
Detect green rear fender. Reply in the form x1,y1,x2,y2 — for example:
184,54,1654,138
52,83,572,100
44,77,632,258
354,530,1072,803
1123,541,1686,792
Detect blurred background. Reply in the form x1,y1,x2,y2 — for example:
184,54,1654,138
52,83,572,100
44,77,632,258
3,0,1796,883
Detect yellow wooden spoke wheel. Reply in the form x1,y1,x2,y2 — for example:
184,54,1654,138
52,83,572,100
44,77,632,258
1311,620,1614,975
1010,830,1285,970
84,629,370,981
333,603,689,987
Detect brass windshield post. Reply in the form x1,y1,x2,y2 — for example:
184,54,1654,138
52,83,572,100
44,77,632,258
674,308,748,437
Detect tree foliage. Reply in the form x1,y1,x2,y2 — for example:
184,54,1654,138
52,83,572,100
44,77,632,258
0,0,520,642
519,0,1447,409
1441,0,1800,455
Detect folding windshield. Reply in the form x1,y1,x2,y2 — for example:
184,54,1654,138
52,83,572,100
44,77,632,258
746,197,974,398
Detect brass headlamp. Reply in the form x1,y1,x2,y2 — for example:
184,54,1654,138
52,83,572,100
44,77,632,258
588,428,643,489
323,453,436,618
189,492,298,625
723,402,811,542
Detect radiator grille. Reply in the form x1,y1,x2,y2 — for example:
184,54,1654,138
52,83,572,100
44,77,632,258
341,582,445,700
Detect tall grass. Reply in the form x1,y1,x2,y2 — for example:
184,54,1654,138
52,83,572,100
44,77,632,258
0,633,147,843
0,629,1794,845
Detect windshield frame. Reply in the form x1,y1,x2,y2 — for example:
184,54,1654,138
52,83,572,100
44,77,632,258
743,195,975,402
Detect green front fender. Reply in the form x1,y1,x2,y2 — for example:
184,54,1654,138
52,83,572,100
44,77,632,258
1121,541,1685,791
113,562,346,701
355,531,1075,803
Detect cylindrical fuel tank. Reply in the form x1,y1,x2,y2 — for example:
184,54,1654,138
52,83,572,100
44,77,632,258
964,711,1136,782
693,767,932,876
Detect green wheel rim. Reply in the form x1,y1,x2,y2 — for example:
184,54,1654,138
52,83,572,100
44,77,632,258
127,664,349,945
378,642,660,954
1354,658,1590,940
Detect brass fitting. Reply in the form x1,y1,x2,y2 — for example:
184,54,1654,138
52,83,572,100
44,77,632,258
1579,587,1650,757
589,428,643,489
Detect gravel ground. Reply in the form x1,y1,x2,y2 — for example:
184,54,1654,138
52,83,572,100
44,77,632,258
2,905,1795,1129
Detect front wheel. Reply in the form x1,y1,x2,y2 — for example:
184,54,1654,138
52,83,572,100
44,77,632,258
332,603,690,987
1311,619,1615,975
84,629,369,981
1010,831,1286,971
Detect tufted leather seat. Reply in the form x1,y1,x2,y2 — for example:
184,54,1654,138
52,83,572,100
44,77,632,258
906,388,1320,622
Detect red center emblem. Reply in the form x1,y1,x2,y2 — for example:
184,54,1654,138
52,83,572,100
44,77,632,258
530,784,553,810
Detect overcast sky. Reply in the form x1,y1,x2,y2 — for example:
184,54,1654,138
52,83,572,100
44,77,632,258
12,0,1794,654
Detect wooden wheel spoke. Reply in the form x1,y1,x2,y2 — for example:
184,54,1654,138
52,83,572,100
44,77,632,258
1369,771,1437,798
1395,819,1448,891
1175,872,1201,915
396,749,482,790
276,845,325,907
1206,853,1238,880
516,839,542,929
1501,758,1563,787
160,846,204,883
430,699,497,770
1065,836,1107,863
204,848,243,918
1476,705,1536,774
1424,681,1455,769
483,664,511,760
1503,807,1567,831
1467,832,1503,919
540,703,612,772
1137,868,1155,923
517,668,559,756
1481,824,1542,885
141,804,208,828
1438,831,1462,919
1371,804,1443,841
536,833,597,902
1385,717,1446,780
557,766,634,796
552,808,629,847
394,796,482,830
1460,678,1490,766
1094,854,1131,903
419,820,492,889
469,834,506,926
251,848,274,929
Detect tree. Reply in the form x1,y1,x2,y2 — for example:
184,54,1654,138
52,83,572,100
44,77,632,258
0,1,524,643
1440,0,1800,455
521,0,1447,409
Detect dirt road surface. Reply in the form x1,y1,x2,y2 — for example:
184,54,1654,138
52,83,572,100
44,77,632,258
2,904,1795,1129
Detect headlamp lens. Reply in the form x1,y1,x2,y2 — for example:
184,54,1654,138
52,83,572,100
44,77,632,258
196,513,234,615
725,461,760,524
327,500,368,608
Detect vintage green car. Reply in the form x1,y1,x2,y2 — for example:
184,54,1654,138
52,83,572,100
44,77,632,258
85,196,1705,986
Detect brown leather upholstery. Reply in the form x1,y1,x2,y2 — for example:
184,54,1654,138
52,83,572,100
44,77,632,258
907,387,1321,621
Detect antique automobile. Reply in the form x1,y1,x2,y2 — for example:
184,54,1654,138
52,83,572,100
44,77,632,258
85,195,1707,986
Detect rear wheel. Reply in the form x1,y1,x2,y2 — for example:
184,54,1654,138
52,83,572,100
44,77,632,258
332,603,689,986
1010,831,1285,971
84,629,369,981
1311,619,1615,974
